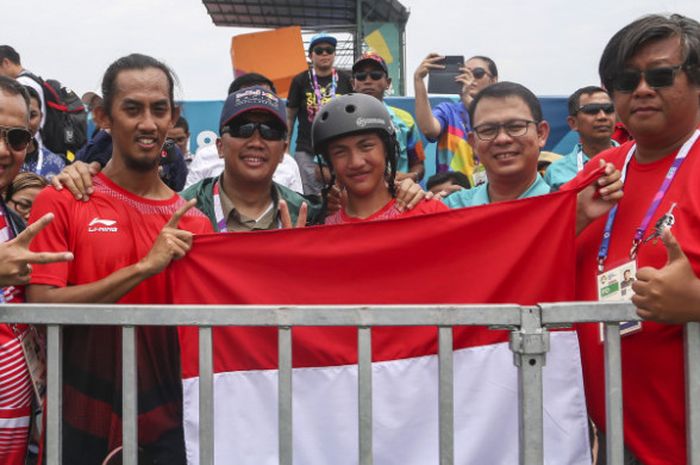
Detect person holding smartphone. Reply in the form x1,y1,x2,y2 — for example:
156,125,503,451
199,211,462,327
414,53,498,185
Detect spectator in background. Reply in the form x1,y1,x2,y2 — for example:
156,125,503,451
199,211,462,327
22,86,65,179
0,46,46,133
185,73,304,194
287,32,352,196
426,171,470,195
5,172,47,222
545,86,617,190
168,116,192,165
414,53,498,186
81,91,104,141
352,52,425,182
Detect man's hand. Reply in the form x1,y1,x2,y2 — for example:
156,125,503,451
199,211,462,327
0,213,74,286
279,200,308,228
325,184,346,215
576,159,623,235
632,229,700,323
137,200,196,278
51,161,102,201
395,178,426,212
414,53,445,82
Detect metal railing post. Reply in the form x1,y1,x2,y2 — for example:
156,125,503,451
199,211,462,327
122,326,138,465
278,326,293,465
438,326,454,465
46,325,63,465
604,323,624,465
199,326,214,465
510,306,548,465
685,322,700,465
358,326,373,465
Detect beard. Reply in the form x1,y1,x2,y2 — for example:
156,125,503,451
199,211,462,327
122,152,161,172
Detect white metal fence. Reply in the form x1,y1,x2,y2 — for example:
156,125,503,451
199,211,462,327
0,301,697,465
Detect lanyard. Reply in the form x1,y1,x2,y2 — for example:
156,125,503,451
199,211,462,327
597,129,700,271
212,180,279,232
212,181,228,232
576,145,586,172
308,68,337,122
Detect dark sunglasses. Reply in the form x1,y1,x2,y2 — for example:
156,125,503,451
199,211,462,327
313,46,335,55
470,67,490,79
576,103,615,115
613,65,684,92
0,126,32,151
353,70,385,81
223,121,286,141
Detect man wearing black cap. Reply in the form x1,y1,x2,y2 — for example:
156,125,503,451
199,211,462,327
287,32,352,196
352,52,425,182
182,86,323,231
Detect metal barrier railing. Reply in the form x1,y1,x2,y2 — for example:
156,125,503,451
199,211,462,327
0,302,697,465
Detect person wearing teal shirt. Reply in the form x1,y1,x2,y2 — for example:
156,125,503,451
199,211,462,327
441,81,623,235
545,86,617,191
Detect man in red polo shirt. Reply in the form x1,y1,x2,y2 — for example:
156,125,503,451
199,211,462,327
26,54,212,465
573,13,700,465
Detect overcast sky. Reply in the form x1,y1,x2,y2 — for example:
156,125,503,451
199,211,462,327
4,0,700,100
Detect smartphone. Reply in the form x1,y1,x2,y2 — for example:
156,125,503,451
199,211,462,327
428,55,465,95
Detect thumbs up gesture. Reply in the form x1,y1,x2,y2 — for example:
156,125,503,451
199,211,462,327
632,228,700,323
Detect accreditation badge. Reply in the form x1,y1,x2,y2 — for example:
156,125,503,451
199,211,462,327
18,326,47,405
472,164,487,187
597,260,642,341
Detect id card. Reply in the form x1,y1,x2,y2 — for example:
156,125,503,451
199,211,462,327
18,326,47,405
472,164,487,187
597,260,642,339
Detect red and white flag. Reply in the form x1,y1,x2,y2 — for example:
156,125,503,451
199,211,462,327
172,189,591,465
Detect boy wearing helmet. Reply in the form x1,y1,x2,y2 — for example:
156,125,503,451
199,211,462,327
312,93,447,224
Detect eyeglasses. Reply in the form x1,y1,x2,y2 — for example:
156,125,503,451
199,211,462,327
353,70,385,81
313,46,335,55
222,121,286,141
0,126,32,151
576,103,615,115
470,67,490,79
613,65,684,92
167,135,188,145
473,120,538,141
8,198,33,215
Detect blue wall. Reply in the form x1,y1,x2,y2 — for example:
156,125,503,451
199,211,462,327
179,96,576,180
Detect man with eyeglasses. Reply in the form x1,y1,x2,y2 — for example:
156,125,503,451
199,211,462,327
351,53,425,182
287,32,352,196
571,13,700,465
440,82,621,236
544,86,617,191
181,86,323,231
0,76,73,465
414,54,498,186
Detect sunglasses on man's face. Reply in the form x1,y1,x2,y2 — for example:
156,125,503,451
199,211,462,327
223,121,286,141
353,70,385,82
470,67,490,79
576,103,615,115
613,65,684,92
313,46,335,56
0,126,32,151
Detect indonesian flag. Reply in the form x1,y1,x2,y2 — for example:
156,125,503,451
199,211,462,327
171,188,592,465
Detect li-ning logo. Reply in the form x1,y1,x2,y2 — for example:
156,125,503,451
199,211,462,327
88,217,118,233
